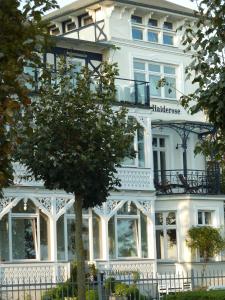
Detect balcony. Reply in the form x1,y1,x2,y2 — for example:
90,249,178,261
61,20,107,42
154,169,222,195
115,78,150,107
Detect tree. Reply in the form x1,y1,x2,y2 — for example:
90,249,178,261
17,59,136,299
180,0,225,158
186,226,225,277
0,0,58,195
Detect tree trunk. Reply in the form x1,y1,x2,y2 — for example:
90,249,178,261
74,194,86,300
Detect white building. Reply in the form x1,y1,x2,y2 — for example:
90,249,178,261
0,0,224,283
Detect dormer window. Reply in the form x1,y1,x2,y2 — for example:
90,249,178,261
131,15,142,24
148,19,158,27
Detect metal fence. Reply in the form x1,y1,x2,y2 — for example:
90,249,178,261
2,270,225,300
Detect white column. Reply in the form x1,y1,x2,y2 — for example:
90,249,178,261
101,216,109,261
50,197,57,262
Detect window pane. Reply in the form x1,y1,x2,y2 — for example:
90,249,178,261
132,27,143,40
198,212,203,225
67,218,89,261
117,219,138,257
153,151,159,180
12,218,37,259
163,22,173,30
167,229,177,259
163,34,173,45
40,213,49,260
117,202,137,215
165,77,176,98
148,19,158,27
148,31,158,43
205,212,212,225
138,127,145,167
108,217,116,259
164,66,176,74
93,212,101,259
149,75,161,97
149,64,160,72
152,137,157,147
166,212,176,225
155,213,163,225
141,213,148,258
133,61,145,70
131,15,142,24
160,138,165,148
24,66,36,90
0,215,9,261
57,216,65,260
156,230,164,259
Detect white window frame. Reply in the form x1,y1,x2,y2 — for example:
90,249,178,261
197,210,213,226
155,211,177,261
133,60,177,100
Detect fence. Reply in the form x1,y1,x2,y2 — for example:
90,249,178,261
1,270,225,300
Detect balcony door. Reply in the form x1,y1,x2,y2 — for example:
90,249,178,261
152,137,167,183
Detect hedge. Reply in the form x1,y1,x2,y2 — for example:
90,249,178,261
164,290,225,300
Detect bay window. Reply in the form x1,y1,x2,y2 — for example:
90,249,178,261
155,211,177,260
108,202,148,259
134,60,177,100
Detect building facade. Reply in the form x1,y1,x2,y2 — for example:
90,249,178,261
0,0,225,283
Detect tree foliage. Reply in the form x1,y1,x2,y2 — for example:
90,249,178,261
180,0,225,157
0,0,58,193
186,226,225,263
17,59,136,299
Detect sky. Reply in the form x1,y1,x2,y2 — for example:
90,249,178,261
56,0,197,9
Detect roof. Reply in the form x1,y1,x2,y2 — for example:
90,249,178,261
44,0,195,22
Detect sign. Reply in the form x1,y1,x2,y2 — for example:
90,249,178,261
152,104,181,115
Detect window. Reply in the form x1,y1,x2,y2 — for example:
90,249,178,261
109,202,148,258
134,60,177,99
131,15,142,24
148,19,158,27
0,199,49,262
163,34,174,45
148,31,158,43
163,21,173,30
198,211,212,225
132,27,143,40
57,208,102,261
83,16,93,26
122,124,145,167
155,211,177,260
153,136,167,183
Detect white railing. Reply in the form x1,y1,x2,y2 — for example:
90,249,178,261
13,164,153,191
116,167,153,190
0,262,70,284
96,259,156,275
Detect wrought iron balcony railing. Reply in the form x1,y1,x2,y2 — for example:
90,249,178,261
154,169,222,195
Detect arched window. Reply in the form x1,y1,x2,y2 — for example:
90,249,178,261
108,202,148,258
0,199,49,261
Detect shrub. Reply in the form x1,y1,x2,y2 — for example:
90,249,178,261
114,283,129,296
42,281,77,300
86,289,98,300
164,290,225,300
104,277,116,294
